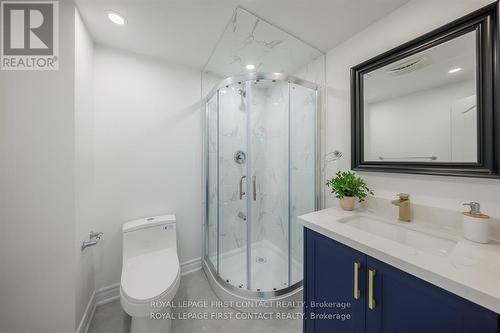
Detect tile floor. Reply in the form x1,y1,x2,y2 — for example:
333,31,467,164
88,269,302,333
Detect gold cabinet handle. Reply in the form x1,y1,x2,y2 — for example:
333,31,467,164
368,269,376,310
353,261,361,300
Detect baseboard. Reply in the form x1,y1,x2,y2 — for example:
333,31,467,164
181,257,202,276
76,291,96,333
95,283,120,306
92,257,202,308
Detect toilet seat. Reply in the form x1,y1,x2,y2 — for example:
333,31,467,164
121,248,180,317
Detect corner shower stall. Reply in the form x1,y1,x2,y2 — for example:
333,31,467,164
203,72,319,302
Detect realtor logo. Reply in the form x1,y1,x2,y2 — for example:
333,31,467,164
1,1,59,70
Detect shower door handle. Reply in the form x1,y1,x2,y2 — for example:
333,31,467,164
252,176,256,201
239,176,246,200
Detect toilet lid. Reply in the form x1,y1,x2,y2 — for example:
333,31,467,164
121,248,179,302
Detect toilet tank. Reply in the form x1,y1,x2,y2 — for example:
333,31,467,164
122,214,177,261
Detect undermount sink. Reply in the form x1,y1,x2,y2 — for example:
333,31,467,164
339,215,457,256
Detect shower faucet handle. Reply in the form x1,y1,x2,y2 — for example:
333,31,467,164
239,175,246,200
252,175,256,201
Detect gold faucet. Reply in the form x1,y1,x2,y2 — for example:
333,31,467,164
392,193,411,222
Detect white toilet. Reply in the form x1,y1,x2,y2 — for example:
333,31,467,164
120,214,180,333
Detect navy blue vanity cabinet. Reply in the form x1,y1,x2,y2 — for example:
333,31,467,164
304,229,366,333
304,228,499,333
365,256,498,333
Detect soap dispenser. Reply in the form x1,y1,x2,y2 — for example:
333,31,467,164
462,202,490,244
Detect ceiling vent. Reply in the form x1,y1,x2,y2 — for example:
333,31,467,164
387,57,427,76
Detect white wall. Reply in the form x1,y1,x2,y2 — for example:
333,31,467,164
0,2,77,332
324,0,500,216
92,47,202,289
364,80,475,162
74,8,96,331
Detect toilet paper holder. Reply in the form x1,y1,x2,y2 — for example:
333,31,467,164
81,231,104,251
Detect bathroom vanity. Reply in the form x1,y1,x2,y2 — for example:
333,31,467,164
300,208,500,333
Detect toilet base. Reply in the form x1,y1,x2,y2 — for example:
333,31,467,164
130,307,172,333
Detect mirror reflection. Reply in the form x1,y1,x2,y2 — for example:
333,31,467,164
363,31,477,163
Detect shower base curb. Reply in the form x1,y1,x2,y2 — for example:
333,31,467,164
202,260,303,313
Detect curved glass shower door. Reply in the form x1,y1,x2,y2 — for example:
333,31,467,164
205,74,317,298
248,80,290,292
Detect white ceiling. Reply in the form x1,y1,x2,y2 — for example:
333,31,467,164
76,0,410,70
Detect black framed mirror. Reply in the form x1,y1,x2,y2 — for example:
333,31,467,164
351,3,499,178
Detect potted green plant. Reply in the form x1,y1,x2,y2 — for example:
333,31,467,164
326,171,374,211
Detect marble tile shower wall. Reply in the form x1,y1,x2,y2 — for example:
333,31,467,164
201,8,324,95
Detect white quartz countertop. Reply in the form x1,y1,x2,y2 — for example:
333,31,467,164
298,207,500,314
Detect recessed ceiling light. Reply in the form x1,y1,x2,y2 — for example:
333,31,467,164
448,67,462,74
107,12,126,25
245,64,256,70
220,90,227,94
